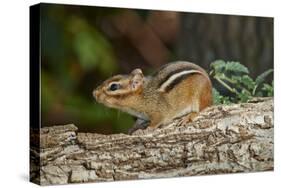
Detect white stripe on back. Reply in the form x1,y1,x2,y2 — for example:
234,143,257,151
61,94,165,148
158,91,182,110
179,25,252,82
158,70,201,92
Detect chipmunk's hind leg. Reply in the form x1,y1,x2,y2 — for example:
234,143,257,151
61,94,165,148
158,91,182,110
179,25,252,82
128,118,150,135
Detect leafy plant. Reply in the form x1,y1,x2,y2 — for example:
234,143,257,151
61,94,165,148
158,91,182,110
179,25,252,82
210,60,273,104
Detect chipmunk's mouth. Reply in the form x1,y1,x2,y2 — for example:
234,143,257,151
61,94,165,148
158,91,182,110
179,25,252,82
93,90,105,104
93,90,117,107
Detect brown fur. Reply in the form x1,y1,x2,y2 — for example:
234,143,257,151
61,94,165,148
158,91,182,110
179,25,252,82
93,61,212,130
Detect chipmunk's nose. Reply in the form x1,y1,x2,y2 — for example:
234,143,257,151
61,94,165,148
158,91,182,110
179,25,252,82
92,90,98,99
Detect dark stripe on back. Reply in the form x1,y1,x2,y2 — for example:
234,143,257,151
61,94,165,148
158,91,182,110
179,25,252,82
164,72,197,92
152,63,172,76
158,67,194,87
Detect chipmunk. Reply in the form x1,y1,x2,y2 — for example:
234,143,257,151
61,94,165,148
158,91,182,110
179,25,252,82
93,61,212,134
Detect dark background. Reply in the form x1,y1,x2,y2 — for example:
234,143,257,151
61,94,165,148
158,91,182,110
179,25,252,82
40,3,273,134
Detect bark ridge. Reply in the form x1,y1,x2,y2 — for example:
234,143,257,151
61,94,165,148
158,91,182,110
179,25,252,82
30,98,274,185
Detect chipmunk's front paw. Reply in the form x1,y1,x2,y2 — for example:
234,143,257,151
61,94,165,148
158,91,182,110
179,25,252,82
128,119,150,135
178,112,199,126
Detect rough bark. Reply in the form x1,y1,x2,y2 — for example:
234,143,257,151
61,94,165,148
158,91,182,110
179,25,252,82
30,98,273,185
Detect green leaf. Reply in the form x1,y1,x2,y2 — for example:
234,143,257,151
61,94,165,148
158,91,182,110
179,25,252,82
225,61,249,74
262,83,273,96
209,59,273,104
240,75,255,90
238,89,252,102
212,88,231,105
212,88,221,105
229,75,241,84
255,69,273,85
210,60,226,73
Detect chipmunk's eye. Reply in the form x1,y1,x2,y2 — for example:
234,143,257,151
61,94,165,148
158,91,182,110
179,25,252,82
109,83,120,91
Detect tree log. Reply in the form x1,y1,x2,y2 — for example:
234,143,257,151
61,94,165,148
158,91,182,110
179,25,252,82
30,98,273,185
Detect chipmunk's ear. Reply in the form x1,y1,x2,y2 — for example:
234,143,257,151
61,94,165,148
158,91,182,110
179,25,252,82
131,68,143,76
130,68,144,91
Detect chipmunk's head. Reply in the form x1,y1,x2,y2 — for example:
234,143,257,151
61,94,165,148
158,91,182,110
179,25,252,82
93,68,144,109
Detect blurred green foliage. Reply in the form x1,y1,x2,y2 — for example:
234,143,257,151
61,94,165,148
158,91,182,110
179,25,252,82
41,4,133,133
40,4,273,134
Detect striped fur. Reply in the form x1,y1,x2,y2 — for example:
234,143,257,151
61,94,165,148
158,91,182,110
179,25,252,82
158,70,201,92
158,67,194,87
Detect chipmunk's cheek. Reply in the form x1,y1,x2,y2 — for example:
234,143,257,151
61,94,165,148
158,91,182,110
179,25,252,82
101,94,109,102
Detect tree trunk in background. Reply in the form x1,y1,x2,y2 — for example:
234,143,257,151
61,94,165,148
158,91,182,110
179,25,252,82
176,14,273,78
30,98,273,185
